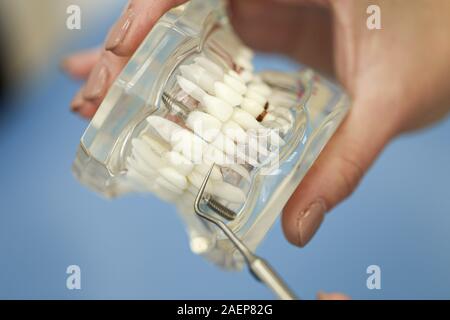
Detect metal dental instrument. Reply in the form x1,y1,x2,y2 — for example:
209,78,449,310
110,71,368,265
194,164,298,300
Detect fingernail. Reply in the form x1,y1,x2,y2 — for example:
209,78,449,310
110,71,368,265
296,199,327,247
70,89,85,112
105,6,135,52
83,64,109,101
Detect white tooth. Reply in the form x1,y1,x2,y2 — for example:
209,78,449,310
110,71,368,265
171,129,208,163
215,82,243,107
239,70,253,83
163,151,194,175
186,111,222,142
211,133,237,159
202,95,233,122
261,112,276,123
228,70,242,81
232,109,262,130
245,90,267,105
224,74,247,95
146,116,184,143
241,98,264,117
140,134,169,154
194,56,224,79
211,181,246,204
180,64,216,94
155,176,184,194
248,82,271,97
127,155,157,178
275,118,291,135
222,120,248,144
126,166,156,191
268,92,296,108
187,170,214,192
131,138,166,169
194,164,222,181
177,75,207,102
159,167,188,190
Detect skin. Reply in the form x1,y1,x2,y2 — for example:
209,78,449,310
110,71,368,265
63,0,450,298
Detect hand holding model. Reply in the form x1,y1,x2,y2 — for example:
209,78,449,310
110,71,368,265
63,0,450,255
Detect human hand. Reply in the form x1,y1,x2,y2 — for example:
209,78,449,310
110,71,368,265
63,0,450,248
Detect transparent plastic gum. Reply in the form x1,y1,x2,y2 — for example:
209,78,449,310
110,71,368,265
72,0,350,269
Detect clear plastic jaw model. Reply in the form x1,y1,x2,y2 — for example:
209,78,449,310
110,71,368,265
73,0,350,269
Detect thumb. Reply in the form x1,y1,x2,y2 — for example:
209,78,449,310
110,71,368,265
282,103,394,247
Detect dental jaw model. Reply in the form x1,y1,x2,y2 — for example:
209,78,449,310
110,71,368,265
73,0,350,269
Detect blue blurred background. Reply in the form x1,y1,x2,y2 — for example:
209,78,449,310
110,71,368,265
0,0,449,299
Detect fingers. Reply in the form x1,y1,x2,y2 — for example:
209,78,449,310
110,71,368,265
61,48,102,79
67,0,188,118
317,291,351,300
104,0,188,56
282,101,395,247
229,0,334,75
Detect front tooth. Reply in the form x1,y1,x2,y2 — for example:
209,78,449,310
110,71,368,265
211,181,246,204
186,111,222,143
177,75,207,102
194,56,224,79
232,109,262,130
248,82,271,97
215,82,243,107
146,115,184,143
164,151,194,175
202,95,233,122
245,90,267,105
222,120,248,144
155,176,184,194
224,74,247,95
180,64,216,94
131,138,166,169
241,98,264,117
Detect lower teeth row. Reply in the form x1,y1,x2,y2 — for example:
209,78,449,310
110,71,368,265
125,54,296,208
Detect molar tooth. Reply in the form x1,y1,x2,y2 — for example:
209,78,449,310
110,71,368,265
155,176,184,194
232,109,262,130
194,56,224,79
215,82,243,106
224,74,247,95
211,181,246,204
159,167,188,190
180,64,216,94
241,98,264,117
163,151,194,176
177,75,207,102
202,95,233,122
186,111,222,143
